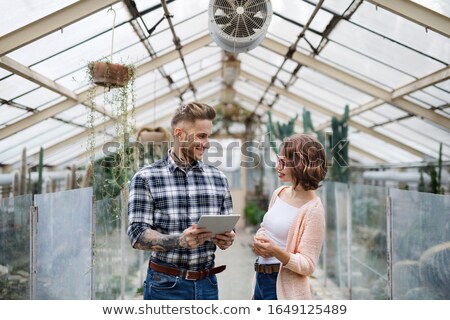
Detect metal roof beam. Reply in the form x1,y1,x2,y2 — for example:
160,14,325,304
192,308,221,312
367,0,450,38
391,66,450,99
261,37,450,130
0,0,121,56
0,34,213,140
0,55,114,118
240,70,424,158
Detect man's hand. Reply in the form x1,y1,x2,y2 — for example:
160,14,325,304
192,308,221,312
212,230,235,250
179,224,213,249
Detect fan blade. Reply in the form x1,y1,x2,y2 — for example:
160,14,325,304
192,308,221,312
225,0,236,10
215,15,233,25
249,16,264,27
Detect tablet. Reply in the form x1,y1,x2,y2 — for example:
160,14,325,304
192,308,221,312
196,214,240,236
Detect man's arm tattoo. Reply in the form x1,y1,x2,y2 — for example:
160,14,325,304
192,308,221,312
134,229,188,251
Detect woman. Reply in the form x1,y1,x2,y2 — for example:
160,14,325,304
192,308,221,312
252,134,327,300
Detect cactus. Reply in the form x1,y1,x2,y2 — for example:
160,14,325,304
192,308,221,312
12,171,20,196
302,108,328,161
419,241,450,297
267,111,298,154
70,164,77,189
81,162,93,188
37,147,43,194
329,105,350,183
392,260,421,298
19,147,27,195
44,177,53,194
403,286,447,300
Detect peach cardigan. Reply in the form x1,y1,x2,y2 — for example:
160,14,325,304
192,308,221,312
262,186,325,300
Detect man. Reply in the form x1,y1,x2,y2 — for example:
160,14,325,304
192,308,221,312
128,102,235,300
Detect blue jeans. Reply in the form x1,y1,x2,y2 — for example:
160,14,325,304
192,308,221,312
143,261,219,300
253,272,278,300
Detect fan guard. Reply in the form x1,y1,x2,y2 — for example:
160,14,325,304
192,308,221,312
208,0,272,53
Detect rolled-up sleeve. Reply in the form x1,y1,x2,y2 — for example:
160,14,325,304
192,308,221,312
127,173,154,247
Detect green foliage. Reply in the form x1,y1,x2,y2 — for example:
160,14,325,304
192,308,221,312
328,105,350,183
418,143,445,194
244,202,265,225
266,111,298,154
419,241,450,297
393,260,421,298
86,61,137,218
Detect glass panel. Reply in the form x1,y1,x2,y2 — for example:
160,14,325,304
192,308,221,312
14,87,61,110
331,19,445,77
319,42,412,90
318,0,354,15
407,90,447,108
267,16,302,45
8,3,132,66
412,0,450,15
352,2,450,63
241,54,280,77
351,115,376,127
301,67,374,105
0,122,84,164
34,188,93,299
0,194,32,299
0,0,77,36
372,104,409,120
350,184,388,299
0,75,39,101
0,105,28,126
390,189,450,299
377,123,447,159
423,85,450,103
323,181,350,298
241,62,276,83
94,195,143,299
350,132,423,163
272,0,333,32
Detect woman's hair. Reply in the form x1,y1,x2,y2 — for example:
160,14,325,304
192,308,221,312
171,102,216,129
280,134,327,191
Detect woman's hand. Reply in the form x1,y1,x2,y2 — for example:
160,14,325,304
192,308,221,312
252,234,276,258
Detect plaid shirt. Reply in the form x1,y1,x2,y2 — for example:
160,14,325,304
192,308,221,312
127,151,233,270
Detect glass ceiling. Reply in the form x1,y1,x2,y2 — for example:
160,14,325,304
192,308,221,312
0,0,449,170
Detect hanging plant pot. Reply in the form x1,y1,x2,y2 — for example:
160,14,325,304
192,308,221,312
89,61,131,88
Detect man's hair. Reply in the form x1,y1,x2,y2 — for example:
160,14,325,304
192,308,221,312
171,102,216,129
280,134,327,191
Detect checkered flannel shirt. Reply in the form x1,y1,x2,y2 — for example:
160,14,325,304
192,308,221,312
127,151,233,271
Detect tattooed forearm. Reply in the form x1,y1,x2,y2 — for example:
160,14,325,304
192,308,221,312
134,229,188,251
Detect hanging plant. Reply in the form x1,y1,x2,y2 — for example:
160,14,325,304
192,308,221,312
89,61,131,88
85,7,137,209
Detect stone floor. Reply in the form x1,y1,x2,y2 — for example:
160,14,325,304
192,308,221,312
215,226,346,300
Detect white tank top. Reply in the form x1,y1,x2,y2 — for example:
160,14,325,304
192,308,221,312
257,196,299,265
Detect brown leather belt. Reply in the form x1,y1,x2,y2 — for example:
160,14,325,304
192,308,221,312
254,263,280,274
149,261,226,280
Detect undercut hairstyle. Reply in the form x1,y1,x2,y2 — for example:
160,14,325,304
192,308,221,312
280,134,327,191
171,102,216,129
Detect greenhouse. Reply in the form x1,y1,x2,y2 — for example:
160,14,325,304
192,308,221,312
0,0,449,301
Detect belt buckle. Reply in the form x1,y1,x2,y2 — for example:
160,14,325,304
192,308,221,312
184,270,196,280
